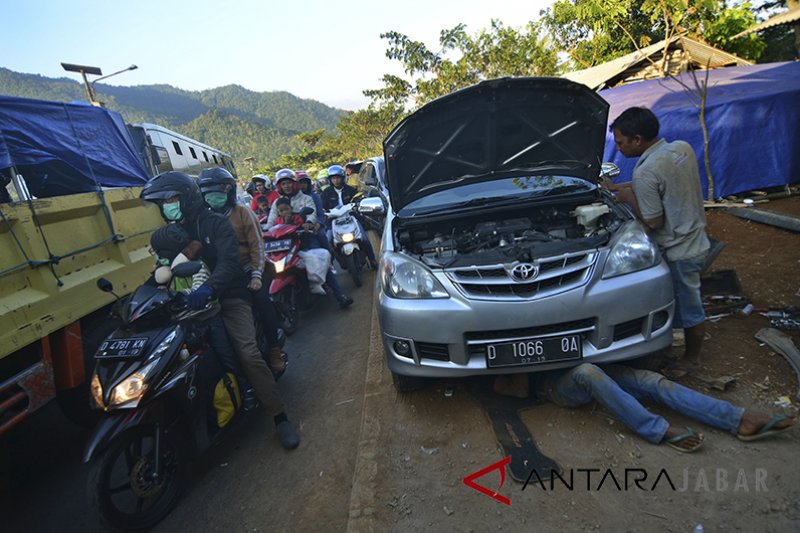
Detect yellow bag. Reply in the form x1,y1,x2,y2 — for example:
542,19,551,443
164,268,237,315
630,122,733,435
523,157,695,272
213,373,241,428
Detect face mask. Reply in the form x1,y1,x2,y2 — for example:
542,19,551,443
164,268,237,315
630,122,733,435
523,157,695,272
157,256,170,266
204,192,228,210
162,202,183,221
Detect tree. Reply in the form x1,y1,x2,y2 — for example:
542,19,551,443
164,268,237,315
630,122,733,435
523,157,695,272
540,0,767,69
365,20,561,110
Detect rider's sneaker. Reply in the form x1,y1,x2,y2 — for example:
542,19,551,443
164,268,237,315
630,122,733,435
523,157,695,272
338,295,354,309
276,420,300,450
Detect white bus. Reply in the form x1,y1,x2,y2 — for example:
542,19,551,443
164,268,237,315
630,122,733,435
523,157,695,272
127,123,237,178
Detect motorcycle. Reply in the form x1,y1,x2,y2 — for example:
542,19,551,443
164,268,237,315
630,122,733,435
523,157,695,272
83,264,262,530
326,201,367,287
261,207,320,335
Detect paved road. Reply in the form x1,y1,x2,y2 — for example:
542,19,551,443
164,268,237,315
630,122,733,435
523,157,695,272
1,269,377,532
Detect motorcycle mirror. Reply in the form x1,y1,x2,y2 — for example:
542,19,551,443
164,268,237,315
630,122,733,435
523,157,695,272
97,278,114,293
172,261,203,278
298,207,314,216
600,162,621,179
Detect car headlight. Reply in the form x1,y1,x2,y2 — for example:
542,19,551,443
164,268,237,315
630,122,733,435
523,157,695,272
341,232,355,243
380,252,449,299
602,221,661,278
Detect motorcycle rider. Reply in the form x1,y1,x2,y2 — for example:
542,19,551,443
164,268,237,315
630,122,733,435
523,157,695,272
141,171,300,450
198,167,288,375
320,165,378,269
266,169,353,309
295,171,332,253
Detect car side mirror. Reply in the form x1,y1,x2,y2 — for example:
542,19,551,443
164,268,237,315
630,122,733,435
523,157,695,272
358,197,385,215
600,163,620,179
97,278,114,293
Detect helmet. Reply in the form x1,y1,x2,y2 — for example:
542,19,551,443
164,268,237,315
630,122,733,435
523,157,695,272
327,165,345,178
275,168,296,185
150,223,191,262
251,174,267,184
295,171,311,187
141,171,204,221
198,167,237,208
316,169,328,181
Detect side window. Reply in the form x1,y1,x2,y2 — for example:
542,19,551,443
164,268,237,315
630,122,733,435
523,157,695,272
189,147,198,160
172,141,183,156
359,163,377,188
202,151,209,162
213,154,219,164
155,146,173,173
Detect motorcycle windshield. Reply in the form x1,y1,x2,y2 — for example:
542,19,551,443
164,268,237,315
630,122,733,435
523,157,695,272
125,284,172,323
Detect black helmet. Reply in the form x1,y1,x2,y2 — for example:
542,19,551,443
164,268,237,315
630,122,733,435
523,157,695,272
141,171,204,221
150,223,191,262
198,167,237,207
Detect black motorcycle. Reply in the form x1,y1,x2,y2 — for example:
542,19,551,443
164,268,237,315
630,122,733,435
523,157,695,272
83,263,270,530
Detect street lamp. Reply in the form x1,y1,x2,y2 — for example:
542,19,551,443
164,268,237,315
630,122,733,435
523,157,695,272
60,62,102,104
60,62,138,106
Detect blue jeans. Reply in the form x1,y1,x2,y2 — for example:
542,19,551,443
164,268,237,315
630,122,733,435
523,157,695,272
543,363,744,443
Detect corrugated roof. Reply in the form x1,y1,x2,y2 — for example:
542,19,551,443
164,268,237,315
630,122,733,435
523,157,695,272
562,36,750,90
733,7,800,38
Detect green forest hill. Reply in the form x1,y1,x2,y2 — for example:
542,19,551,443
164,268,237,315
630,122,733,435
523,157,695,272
0,67,345,167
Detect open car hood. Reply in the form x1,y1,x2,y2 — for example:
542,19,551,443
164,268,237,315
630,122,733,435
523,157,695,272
384,77,609,211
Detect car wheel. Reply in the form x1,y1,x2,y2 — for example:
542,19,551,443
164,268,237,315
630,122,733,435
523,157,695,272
391,371,427,393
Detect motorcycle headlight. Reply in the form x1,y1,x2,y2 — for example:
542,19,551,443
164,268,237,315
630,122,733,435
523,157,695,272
108,359,158,408
341,232,355,243
90,372,104,408
273,256,287,274
380,252,449,299
602,222,661,279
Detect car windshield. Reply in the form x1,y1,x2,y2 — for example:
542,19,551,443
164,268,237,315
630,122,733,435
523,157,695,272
399,175,594,216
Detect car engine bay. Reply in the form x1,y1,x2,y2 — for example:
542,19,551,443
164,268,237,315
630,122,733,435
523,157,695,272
395,196,629,268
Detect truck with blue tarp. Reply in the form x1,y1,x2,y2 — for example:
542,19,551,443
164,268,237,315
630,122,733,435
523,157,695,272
0,95,165,433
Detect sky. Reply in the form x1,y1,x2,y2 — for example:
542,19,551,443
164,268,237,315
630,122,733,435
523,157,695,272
3,0,554,110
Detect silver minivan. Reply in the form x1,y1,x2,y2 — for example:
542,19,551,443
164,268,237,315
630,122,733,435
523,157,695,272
375,77,674,391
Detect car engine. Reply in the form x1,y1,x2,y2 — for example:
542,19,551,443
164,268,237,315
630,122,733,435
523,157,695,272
395,198,627,268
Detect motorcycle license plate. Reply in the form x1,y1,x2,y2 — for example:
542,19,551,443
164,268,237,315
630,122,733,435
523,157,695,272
96,337,149,359
486,334,582,368
265,239,292,252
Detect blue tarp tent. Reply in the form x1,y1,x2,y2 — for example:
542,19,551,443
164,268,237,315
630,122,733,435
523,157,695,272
600,62,800,199
0,95,149,198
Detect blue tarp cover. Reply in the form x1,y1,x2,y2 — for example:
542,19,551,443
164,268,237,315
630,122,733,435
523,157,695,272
0,95,149,197
600,62,800,199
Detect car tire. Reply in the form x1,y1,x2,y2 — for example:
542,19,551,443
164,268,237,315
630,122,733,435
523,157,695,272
391,371,426,393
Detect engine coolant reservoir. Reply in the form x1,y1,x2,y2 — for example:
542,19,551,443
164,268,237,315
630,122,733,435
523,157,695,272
572,202,611,229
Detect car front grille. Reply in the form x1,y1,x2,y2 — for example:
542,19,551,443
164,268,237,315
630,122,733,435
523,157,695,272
445,252,597,300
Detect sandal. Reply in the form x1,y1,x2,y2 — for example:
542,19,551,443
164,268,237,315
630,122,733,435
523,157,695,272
664,427,705,453
738,415,797,442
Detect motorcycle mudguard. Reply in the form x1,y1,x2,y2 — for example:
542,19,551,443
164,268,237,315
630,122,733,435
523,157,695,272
342,243,359,255
270,275,299,295
82,403,162,463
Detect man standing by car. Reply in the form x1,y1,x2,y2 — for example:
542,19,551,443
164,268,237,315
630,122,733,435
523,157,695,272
609,107,710,374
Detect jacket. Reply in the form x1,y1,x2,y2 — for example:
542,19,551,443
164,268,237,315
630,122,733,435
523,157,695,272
181,208,248,299
225,203,266,279
321,183,358,211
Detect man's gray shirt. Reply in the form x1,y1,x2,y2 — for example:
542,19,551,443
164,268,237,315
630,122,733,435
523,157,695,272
632,139,710,262
264,190,317,229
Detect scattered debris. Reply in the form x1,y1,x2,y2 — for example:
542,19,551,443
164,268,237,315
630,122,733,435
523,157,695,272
688,370,736,391
461,442,469,449
774,396,793,408
420,446,439,455
701,270,749,315
754,328,800,400
753,377,771,391
760,307,800,331
443,506,454,516
642,511,668,520
444,387,454,398
336,398,355,406
220,462,229,468
724,207,800,233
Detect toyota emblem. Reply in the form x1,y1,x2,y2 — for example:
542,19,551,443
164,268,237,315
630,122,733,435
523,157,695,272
510,263,538,282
